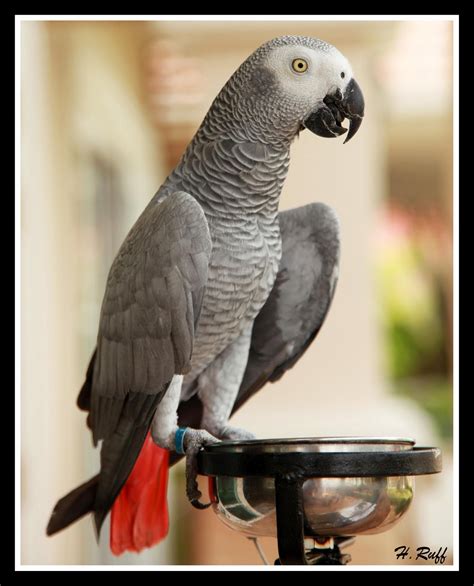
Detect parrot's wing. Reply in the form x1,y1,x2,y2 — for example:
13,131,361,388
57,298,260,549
89,191,212,531
173,202,339,444
236,202,339,405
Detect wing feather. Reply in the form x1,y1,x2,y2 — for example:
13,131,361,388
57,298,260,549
86,191,211,531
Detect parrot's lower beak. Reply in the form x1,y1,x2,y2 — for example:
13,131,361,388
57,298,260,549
302,78,365,144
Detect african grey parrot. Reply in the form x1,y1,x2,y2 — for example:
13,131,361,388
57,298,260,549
47,35,364,554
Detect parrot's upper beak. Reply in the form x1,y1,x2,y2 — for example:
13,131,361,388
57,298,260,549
302,78,365,144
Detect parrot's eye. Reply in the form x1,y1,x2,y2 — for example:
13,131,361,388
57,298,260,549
341,72,345,78
292,58,308,73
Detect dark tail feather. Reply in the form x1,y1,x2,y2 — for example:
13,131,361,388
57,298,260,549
77,349,97,413
46,474,99,536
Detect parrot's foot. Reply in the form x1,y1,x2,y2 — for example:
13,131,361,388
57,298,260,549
201,418,256,441
182,428,220,508
218,426,256,441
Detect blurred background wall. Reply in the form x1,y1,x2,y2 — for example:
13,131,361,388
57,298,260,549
20,19,454,566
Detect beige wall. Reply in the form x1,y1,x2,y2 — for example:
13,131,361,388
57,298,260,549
21,21,166,565
22,21,83,565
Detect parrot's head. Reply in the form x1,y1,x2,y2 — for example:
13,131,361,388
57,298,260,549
224,35,365,145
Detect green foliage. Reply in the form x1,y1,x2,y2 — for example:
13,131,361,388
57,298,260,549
376,223,452,441
377,238,444,380
393,377,453,440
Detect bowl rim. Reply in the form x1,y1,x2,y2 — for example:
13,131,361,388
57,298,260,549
198,446,442,478
205,436,416,452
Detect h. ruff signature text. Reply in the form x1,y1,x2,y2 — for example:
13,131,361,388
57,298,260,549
394,545,448,564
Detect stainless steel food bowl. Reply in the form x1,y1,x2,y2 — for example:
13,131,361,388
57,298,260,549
201,437,424,539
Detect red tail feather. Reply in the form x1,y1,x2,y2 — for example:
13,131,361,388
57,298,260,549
110,431,169,555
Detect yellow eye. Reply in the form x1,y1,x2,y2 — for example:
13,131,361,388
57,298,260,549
292,58,308,73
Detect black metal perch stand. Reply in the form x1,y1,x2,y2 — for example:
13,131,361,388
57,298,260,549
198,441,442,565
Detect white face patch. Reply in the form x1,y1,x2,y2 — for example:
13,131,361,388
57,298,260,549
263,44,353,115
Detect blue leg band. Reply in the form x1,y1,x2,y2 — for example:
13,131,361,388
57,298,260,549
175,427,189,455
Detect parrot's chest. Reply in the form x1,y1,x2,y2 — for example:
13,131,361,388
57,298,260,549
189,216,281,371
207,219,280,315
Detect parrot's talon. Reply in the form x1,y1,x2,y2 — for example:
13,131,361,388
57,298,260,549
190,498,212,510
183,428,220,507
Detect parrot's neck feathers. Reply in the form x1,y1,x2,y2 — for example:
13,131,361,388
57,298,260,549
160,134,289,219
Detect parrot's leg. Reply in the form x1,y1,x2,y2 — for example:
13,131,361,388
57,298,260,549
178,325,256,505
150,374,184,450
150,374,219,505
198,323,256,442
151,325,255,506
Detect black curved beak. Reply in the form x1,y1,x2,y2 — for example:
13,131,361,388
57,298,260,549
302,78,365,144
